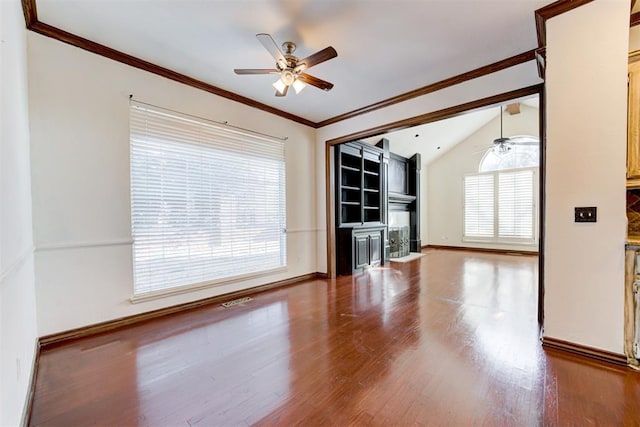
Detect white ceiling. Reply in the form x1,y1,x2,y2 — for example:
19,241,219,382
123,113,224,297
36,0,550,123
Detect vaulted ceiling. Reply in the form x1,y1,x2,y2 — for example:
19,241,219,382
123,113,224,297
31,0,551,125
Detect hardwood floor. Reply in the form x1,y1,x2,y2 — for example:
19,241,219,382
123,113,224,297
30,249,640,426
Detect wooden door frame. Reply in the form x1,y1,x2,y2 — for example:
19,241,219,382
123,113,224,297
324,83,546,325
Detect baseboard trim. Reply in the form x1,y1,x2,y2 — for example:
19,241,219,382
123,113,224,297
425,244,538,256
542,336,628,367
21,339,40,427
39,272,326,348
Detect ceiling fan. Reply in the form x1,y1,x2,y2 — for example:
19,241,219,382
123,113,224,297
234,33,337,97
490,105,538,154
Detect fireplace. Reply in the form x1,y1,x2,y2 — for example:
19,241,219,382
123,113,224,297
389,211,410,258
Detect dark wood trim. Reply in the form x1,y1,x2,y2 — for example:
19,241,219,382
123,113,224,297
326,84,543,146
538,84,546,329
21,0,37,27
632,11,640,27
316,50,537,128
20,0,315,128
542,336,629,367
21,340,40,427
426,245,538,257
534,0,595,48
325,144,337,278
535,48,546,80
39,272,325,348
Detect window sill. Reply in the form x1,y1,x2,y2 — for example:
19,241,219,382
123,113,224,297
130,266,288,304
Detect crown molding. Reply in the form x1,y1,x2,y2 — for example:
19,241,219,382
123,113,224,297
21,0,556,129
316,49,536,128
20,0,316,128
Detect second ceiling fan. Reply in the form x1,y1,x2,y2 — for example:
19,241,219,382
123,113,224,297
234,33,337,97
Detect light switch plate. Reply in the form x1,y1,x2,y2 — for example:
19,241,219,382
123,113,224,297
575,206,597,223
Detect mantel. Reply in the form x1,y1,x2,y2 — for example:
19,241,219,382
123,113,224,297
389,192,416,204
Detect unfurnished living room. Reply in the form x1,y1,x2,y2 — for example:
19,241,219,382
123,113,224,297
3,0,640,425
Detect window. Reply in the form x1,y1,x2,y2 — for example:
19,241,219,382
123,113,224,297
463,133,538,244
464,169,536,243
129,102,286,297
464,174,494,238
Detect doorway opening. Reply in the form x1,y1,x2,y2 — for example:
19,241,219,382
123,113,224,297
325,84,545,326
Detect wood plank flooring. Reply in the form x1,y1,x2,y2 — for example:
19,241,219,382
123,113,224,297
29,249,640,426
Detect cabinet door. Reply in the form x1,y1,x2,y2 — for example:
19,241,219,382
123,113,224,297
354,234,370,269
629,61,640,178
369,232,382,266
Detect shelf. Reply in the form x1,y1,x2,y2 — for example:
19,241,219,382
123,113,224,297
628,178,640,189
342,166,361,174
336,142,384,229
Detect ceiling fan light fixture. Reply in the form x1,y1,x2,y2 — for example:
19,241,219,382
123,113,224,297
292,78,306,94
272,78,287,95
235,33,337,97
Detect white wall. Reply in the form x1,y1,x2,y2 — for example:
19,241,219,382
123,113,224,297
1,0,39,425
427,105,539,251
316,61,542,272
28,33,318,336
544,0,629,353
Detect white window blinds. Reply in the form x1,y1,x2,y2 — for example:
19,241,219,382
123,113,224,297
498,170,534,239
464,168,536,243
464,174,494,238
129,102,286,296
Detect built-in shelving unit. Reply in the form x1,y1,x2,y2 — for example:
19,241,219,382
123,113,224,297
335,140,388,275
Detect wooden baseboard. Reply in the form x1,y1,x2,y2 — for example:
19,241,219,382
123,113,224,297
542,336,628,367
39,272,326,348
425,244,538,256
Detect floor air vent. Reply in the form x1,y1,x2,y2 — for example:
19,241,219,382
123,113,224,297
221,297,252,308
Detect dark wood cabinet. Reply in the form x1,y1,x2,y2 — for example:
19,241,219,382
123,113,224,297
336,141,388,275
338,226,385,274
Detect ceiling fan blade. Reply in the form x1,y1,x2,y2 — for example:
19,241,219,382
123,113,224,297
256,33,287,69
298,73,334,91
234,68,279,75
275,85,289,97
507,136,540,145
296,46,337,72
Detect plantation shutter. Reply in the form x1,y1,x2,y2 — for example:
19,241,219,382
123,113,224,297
129,102,286,296
498,169,534,239
464,174,494,238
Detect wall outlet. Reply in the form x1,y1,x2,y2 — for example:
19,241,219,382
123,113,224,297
575,206,597,223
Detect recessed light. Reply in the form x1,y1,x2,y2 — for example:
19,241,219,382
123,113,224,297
437,146,441,150
415,134,419,138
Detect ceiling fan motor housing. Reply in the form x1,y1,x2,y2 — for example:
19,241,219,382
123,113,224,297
281,70,296,85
